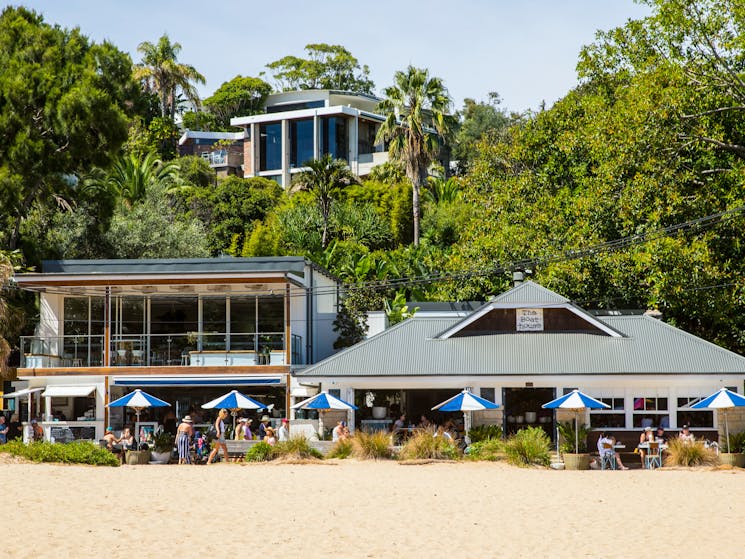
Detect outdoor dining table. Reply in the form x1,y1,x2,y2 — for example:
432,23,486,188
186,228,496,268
638,441,668,469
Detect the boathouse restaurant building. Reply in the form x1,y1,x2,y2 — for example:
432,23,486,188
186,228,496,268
296,281,745,439
8,257,338,442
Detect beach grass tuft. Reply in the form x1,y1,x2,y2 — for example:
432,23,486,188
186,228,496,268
503,427,551,467
398,429,460,461
664,438,719,467
351,430,393,460
327,438,354,459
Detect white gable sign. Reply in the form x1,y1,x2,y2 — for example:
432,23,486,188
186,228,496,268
516,308,544,331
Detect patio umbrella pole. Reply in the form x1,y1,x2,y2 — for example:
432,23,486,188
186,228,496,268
724,410,730,454
575,410,579,454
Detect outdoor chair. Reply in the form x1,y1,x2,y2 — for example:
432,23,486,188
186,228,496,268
600,442,616,470
645,441,662,469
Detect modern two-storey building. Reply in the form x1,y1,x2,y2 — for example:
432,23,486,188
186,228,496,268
9,257,338,442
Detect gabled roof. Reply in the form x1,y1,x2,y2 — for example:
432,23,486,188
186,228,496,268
295,314,745,377
491,281,569,305
434,281,624,339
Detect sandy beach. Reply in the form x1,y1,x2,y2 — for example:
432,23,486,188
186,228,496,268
4,459,742,558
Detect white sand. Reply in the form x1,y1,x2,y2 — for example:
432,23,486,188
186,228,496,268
4,460,742,558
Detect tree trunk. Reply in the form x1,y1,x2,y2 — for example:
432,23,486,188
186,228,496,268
411,167,426,247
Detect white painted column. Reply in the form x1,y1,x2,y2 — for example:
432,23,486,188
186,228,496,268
313,113,320,159
281,119,290,188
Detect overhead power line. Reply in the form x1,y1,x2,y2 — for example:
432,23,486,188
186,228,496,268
4,204,745,301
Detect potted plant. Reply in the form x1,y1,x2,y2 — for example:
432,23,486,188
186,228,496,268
150,429,174,463
557,420,591,470
721,431,745,467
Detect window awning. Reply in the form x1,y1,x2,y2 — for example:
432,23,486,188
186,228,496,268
112,375,283,387
3,387,44,398
41,385,97,398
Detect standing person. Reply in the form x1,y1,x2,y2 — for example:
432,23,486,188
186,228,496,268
206,409,229,465
0,415,8,444
258,415,271,440
8,414,23,441
234,418,247,440
176,415,194,465
278,418,290,442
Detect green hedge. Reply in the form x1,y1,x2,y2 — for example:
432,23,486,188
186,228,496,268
0,440,120,466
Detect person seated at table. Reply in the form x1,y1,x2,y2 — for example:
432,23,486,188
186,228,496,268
418,415,431,429
392,413,406,432
637,426,654,466
655,426,667,443
679,424,695,444
119,427,134,450
234,418,247,440
102,426,119,451
597,431,628,470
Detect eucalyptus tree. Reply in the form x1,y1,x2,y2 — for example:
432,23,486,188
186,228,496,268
292,154,359,249
375,66,453,245
135,34,205,119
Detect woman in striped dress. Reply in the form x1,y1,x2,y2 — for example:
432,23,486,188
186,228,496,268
176,416,194,464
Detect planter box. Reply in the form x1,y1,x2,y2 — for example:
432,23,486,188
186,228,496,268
719,453,745,467
125,450,151,465
563,453,590,470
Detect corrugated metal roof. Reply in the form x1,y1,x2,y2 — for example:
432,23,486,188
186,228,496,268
491,281,570,305
297,314,745,377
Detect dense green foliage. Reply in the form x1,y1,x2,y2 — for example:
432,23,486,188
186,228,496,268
0,440,120,466
0,6,137,251
465,438,505,461
202,75,272,129
557,421,591,454
467,424,504,443
267,43,374,93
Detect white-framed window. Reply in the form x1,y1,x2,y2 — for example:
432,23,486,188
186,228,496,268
676,396,713,428
589,397,625,428
633,396,669,428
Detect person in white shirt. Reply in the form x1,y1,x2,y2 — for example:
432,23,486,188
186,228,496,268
278,418,290,442
598,432,628,470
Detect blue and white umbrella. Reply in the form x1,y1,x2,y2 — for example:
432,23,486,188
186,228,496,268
201,390,268,431
292,391,358,411
691,388,745,453
432,389,499,438
542,390,609,454
292,391,357,439
432,390,499,412
201,390,267,411
107,389,171,425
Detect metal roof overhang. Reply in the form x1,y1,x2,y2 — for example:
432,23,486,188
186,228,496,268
112,375,284,387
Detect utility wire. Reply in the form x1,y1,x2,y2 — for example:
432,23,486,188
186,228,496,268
4,204,745,301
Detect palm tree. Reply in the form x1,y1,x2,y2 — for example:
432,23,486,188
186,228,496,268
292,154,358,249
424,175,461,205
375,66,453,245
135,34,205,119
85,152,182,207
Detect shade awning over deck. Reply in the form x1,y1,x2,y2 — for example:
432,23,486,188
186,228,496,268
41,385,97,398
111,375,283,387
3,387,44,398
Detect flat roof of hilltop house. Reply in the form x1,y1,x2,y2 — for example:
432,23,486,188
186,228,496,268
297,281,745,378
